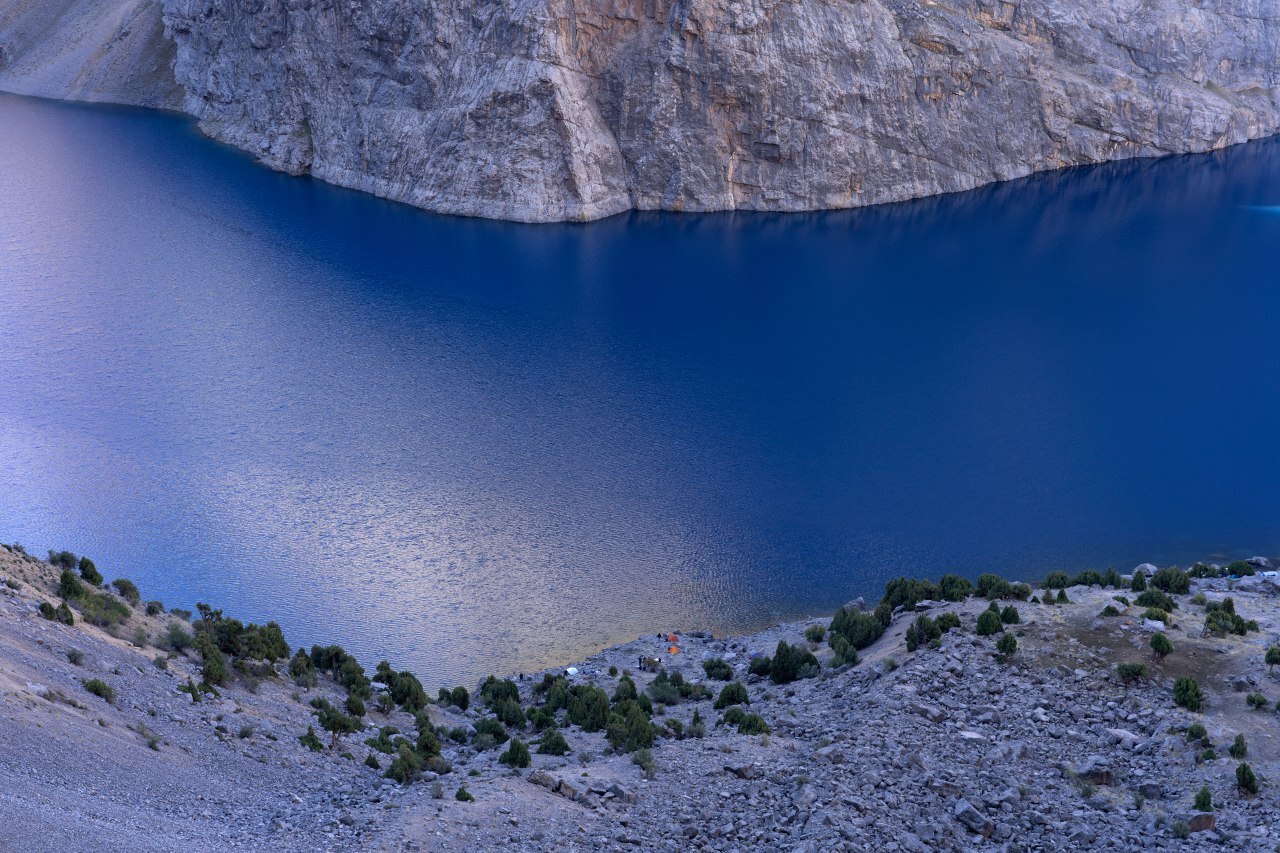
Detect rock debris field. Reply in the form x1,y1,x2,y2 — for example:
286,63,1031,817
3,542,1280,851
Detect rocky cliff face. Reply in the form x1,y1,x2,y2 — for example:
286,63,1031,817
3,0,1279,221
0,0,182,109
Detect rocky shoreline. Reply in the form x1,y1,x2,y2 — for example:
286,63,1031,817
5,540,1280,850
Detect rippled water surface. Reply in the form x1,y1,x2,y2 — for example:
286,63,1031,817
3,92,1280,684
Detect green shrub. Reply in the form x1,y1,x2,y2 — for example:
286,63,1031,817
612,674,638,703
1237,762,1259,795
736,713,770,735
1071,569,1104,587
1171,820,1190,840
1229,734,1248,758
804,624,826,643
287,649,316,688
480,676,520,708
714,681,749,710
1130,572,1147,592
606,700,655,753
976,610,1002,636
1194,785,1212,812
1142,608,1170,625
82,591,131,627
450,685,470,711
385,743,422,783
1044,571,1070,590
935,612,961,633
1009,583,1033,601
881,577,942,612
197,636,229,687
163,622,194,652
1135,590,1176,612
336,657,371,698
345,695,366,717
1103,568,1123,588
38,601,55,620
1267,647,1280,673
384,671,426,712
647,671,681,706
828,634,857,667
873,601,893,626
1113,595,1130,607
537,728,570,755
365,753,380,770
976,573,1013,600
688,708,706,739
1150,633,1173,660
58,569,85,601
77,556,102,586
316,700,362,747
1054,589,1070,604
1101,605,1120,618
67,648,84,665
455,786,474,802
495,697,526,729
474,716,509,745
829,608,885,650
499,738,531,768
1174,676,1204,711
528,706,556,730
631,748,656,778
1204,598,1256,636
748,656,772,677
111,578,141,606
1246,693,1268,710
1116,662,1147,684
364,726,399,754
995,632,1017,659
1227,560,1256,577
1151,566,1190,594
905,615,941,652
703,658,733,680
299,725,324,751
83,678,114,703
145,600,164,616
566,685,610,731
938,574,973,601
411,722,440,759
771,640,818,683
999,605,1020,625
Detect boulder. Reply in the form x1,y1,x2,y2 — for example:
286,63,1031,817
1188,812,1216,833
607,782,638,804
528,770,558,792
953,798,993,837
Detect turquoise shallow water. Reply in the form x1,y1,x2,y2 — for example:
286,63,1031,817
2,91,1280,685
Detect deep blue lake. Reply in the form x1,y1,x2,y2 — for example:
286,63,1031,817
3,91,1280,685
